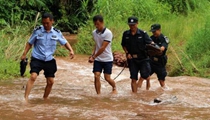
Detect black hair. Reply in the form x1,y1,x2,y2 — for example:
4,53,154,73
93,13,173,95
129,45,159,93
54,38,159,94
42,13,54,20
93,15,103,22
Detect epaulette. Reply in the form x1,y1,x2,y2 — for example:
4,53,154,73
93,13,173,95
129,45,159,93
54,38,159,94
53,28,61,33
34,26,41,31
164,36,170,43
139,29,147,33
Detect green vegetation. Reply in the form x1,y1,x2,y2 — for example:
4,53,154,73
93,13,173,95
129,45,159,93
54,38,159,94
76,0,210,78
0,0,93,80
0,24,32,79
0,0,210,79
182,16,210,77
0,0,94,32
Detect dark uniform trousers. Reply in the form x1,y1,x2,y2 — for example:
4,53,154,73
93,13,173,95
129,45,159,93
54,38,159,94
121,29,153,80
150,34,169,81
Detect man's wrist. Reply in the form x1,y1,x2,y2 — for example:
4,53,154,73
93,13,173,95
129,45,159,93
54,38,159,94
92,55,96,59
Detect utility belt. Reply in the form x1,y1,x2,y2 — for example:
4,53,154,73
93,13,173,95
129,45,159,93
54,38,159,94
150,55,167,66
131,53,147,60
129,54,149,65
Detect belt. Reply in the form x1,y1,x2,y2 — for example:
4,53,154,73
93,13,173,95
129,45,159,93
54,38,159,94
151,55,166,62
152,57,159,62
131,54,147,59
131,54,138,58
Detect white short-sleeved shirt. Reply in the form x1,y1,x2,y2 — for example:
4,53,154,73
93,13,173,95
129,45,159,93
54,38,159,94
92,28,113,62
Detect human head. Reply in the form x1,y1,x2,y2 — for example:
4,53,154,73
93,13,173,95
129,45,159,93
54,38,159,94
42,13,54,31
128,16,138,32
93,15,104,31
150,24,161,37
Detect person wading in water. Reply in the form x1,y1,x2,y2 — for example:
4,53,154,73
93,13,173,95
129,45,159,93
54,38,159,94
88,15,117,94
21,13,74,102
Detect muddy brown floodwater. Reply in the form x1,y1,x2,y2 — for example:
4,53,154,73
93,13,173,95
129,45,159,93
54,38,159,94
0,55,210,120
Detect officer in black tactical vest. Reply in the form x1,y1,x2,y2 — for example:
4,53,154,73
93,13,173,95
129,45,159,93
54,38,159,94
138,24,169,89
121,16,154,93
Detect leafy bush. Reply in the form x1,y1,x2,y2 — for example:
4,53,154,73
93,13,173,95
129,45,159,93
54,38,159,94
0,24,69,80
76,0,210,78
0,0,94,32
158,0,210,14
76,0,171,54
183,15,210,77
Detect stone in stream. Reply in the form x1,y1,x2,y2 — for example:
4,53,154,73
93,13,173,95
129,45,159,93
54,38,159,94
154,98,162,103
153,95,178,104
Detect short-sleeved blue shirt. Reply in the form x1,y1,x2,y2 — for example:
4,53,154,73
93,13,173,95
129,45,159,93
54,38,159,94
28,25,67,61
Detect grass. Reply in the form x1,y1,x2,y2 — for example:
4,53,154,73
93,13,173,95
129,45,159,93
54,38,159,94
0,24,69,80
76,0,210,78
0,25,31,79
0,0,210,79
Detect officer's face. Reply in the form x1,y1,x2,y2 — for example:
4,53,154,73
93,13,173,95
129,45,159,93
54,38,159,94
129,23,138,31
94,20,104,31
42,18,54,31
152,29,161,37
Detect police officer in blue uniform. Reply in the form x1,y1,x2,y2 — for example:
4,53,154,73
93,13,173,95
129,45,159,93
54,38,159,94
21,13,74,102
121,16,153,93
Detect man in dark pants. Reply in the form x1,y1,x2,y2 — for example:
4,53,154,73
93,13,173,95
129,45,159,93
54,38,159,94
121,16,154,93
138,24,169,89
21,13,74,102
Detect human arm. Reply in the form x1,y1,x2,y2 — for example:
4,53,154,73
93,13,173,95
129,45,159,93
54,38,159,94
160,36,169,52
20,31,37,60
89,41,110,62
21,43,32,60
121,31,132,59
122,46,132,59
88,45,96,63
64,42,74,59
57,32,74,59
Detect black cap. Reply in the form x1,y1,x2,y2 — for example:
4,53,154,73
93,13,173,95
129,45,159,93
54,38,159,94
150,24,161,32
128,16,138,25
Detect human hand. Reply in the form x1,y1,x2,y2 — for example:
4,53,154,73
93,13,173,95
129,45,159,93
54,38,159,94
88,56,95,63
69,51,74,59
21,54,27,61
126,54,132,59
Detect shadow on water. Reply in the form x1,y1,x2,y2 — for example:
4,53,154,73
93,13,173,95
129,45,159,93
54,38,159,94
0,55,210,120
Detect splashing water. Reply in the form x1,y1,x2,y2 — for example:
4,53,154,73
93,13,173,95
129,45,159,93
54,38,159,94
0,55,210,120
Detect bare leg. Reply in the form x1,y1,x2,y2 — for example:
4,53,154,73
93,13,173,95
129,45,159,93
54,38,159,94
137,77,144,88
94,72,101,94
104,74,117,94
145,76,151,90
159,80,165,87
24,72,38,102
131,79,138,93
43,77,54,99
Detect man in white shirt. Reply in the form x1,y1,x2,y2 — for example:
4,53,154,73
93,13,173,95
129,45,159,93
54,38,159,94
89,15,117,94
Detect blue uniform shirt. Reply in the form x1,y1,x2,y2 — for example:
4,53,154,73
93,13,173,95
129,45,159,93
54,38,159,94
28,25,67,61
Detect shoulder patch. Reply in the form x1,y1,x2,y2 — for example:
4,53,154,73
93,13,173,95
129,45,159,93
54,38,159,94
143,31,146,33
164,36,170,43
53,28,61,33
34,26,41,31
